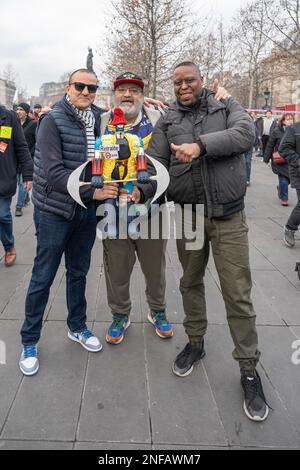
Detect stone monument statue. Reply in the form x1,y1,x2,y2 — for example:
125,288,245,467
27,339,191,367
87,47,94,72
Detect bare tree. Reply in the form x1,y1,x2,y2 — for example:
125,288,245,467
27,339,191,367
261,0,300,116
256,0,300,63
17,85,30,103
231,0,273,108
184,31,218,86
99,0,194,98
230,0,300,112
179,17,236,92
2,63,18,83
215,21,228,85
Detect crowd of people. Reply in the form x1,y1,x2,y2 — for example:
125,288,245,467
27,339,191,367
1,63,300,425
243,109,300,248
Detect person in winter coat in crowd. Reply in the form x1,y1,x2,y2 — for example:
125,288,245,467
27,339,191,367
244,112,260,185
249,112,260,153
0,104,33,266
264,113,294,206
279,119,300,248
32,104,42,122
259,110,276,156
15,103,38,216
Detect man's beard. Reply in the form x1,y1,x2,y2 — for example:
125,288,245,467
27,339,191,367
115,98,143,121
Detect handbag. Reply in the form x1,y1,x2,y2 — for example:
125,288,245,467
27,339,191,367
272,151,285,165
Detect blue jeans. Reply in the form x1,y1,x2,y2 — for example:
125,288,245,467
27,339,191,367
16,174,28,209
20,205,97,346
244,150,253,182
278,175,289,202
0,197,14,252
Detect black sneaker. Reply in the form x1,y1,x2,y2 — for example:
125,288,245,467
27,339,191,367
241,370,269,422
172,342,205,377
24,194,30,206
15,208,23,217
284,226,296,247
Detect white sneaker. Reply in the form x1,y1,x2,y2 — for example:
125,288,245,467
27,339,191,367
68,328,102,352
19,345,39,376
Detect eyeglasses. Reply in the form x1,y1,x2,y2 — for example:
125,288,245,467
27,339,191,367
115,86,142,94
70,82,99,94
173,78,199,87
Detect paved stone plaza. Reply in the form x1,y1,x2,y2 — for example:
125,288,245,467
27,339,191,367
0,156,300,450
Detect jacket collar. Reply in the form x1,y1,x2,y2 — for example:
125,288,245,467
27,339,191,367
52,95,102,136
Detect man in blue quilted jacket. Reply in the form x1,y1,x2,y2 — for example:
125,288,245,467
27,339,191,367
19,69,119,376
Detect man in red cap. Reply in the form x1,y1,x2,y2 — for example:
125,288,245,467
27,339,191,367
113,72,145,91
100,71,173,345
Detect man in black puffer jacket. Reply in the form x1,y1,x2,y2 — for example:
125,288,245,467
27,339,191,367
146,61,269,422
19,69,119,377
0,105,33,266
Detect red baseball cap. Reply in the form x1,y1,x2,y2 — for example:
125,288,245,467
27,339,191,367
113,72,144,90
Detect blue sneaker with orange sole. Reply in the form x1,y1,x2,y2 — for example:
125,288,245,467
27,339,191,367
148,310,173,338
106,314,131,345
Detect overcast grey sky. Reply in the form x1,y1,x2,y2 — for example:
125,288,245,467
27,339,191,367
1,0,246,96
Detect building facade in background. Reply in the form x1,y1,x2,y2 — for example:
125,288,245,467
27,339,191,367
259,46,299,110
0,78,16,109
38,81,68,107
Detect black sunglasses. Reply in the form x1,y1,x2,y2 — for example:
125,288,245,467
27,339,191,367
70,82,98,93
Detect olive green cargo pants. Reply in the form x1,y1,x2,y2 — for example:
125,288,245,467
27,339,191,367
176,209,260,371
103,238,167,316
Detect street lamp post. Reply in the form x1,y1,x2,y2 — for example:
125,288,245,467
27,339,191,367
263,87,271,110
